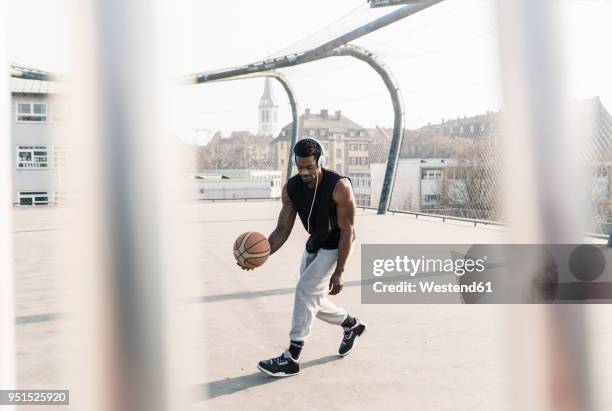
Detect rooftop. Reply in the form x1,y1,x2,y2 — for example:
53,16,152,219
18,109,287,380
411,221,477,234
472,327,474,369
12,202,609,409
272,109,371,143
11,77,69,95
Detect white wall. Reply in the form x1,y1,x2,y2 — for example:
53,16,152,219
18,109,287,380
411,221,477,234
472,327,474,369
191,178,281,200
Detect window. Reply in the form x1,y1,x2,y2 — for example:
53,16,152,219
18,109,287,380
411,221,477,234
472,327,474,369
422,194,441,203
596,166,608,178
359,157,368,166
336,164,342,173
19,191,49,205
350,157,358,165
309,129,315,136
421,169,442,180
17,102,47,122
361,144,368,151
359,131,366,137
350,144,358,151
17,146,48,169
336,148,342,158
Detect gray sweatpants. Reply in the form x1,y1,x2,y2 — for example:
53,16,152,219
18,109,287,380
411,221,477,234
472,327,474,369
289,247,348,341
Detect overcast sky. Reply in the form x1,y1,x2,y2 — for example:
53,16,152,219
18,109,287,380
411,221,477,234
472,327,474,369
6,0,612,139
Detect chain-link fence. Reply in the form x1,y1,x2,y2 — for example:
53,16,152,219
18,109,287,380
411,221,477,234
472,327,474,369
381,98,612,236
383,112,502,221
584,98,612,235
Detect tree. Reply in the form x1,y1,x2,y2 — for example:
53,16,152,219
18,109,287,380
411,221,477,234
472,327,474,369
441,138,500,221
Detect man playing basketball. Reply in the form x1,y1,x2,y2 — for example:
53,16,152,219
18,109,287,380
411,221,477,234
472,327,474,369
240,138,367,377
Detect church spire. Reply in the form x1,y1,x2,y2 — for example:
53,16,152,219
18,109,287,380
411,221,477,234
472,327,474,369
258,78,279,136
260,77,276,105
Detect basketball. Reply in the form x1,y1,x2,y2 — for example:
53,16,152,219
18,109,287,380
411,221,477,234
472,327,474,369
234,231,270,269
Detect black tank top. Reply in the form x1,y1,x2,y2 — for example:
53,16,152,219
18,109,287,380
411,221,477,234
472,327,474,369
287,168,350,252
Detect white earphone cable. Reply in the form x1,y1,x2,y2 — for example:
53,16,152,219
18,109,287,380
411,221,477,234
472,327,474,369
306,170,319,234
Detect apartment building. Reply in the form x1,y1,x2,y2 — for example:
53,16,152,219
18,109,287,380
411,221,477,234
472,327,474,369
10,77,69,205
271,108,373,206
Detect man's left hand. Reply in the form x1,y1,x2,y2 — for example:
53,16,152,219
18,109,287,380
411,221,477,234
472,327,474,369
329,271,344,295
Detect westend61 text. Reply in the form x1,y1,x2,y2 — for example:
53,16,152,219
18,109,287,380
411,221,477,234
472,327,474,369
373,281,493,294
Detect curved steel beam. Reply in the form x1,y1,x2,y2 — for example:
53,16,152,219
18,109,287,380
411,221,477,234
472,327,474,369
180,0,443,84
191,45,403,211
193,71,299,183
323,44,404,215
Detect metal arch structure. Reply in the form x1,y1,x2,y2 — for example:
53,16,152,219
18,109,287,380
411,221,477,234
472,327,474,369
323,45,404,215
182,1,445,213
189,44,405,215
192,71,300,184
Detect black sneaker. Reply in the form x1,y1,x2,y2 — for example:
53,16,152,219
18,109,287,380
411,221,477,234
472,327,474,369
338,320,367,357
257,350,300,377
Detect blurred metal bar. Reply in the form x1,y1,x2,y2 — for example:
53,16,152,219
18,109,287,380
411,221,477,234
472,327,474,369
197,71,300,182
497,1,591,410
180,0,444,84
68,0,169,410
95,0,168,408
325,45,404,214
0,6,16,409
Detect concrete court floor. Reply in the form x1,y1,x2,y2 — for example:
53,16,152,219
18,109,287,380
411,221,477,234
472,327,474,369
11,202,612,411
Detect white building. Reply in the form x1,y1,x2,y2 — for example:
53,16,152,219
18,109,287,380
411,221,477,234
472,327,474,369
370,159,457,211
10,77,70,205
190,169,282,200
258,78,278,137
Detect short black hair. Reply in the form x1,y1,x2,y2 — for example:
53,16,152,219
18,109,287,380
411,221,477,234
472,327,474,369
293,138,322,162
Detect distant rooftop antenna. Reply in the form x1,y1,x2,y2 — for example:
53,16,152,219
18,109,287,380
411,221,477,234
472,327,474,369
369,0,421,8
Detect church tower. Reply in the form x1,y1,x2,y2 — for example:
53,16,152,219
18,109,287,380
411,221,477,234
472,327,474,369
258,77,278,137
